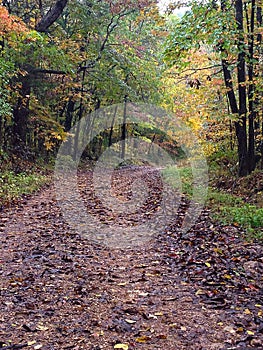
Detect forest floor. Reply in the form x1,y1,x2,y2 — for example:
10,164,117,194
0,166,263,350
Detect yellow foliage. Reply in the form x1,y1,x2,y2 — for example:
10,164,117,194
161,48,230,157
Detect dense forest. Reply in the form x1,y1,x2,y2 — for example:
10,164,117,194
0,0,165,164
0,0,262,175
0,0,262,233
1,1,263,349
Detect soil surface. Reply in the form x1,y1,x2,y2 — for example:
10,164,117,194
0,166,262,350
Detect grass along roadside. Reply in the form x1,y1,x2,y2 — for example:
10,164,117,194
208,190,263,239
1,163,262,239
0,170,49,208
162,166,263,240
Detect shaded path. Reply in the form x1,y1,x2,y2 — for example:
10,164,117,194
0,167,262,349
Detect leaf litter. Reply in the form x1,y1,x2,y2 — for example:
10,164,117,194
0,166,262,349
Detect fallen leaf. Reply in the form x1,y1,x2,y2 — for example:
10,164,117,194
244,308,251,315
135,335,151,343
195,289,206,295
114,344,129,350
36,324,49,331
156,334,167,339
148,313,157,319
154,312,163,316
224,326,236,334
125,319,136,324
28,341,36,346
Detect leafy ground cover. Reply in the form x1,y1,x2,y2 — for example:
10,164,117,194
0,166,262,349
0,171,48,209
163,165,263,240
210,169,263,240
0,153,52,209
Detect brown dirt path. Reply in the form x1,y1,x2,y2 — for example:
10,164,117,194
0,167,262,350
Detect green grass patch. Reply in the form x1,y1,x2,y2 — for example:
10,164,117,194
0,171,48,206
212,202,263,239
162,165,263,239
208,188,243,207
162,166,194,196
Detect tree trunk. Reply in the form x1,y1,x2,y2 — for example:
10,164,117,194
121,99,127,160
73,67,86,160
13,75,31,149
108,105,118,147
0,114,2,149
65,98,75,132
235,0,249,176
221,60,238,114
35,0,68,32
220,0,251,176
247,0,256,172
234,119,248,176
256,5,263,169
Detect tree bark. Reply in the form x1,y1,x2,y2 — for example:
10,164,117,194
65,98,75,132
108,105,118,147
235,0,249,176
221,59,238,114
121,98,128,160
0,113,2,149
220,0,251,176
35,0,68,32
256,5,263,169
247,0,256,172
13,75,31,148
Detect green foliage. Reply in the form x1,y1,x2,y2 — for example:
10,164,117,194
0,57,15,117
208,147,238,174
208,189,242,207
163,0,238,68
162,166,193,196
209,190,263,238
163,0,263,177
5,30,73,73
163,165,263,239
218,204,263,229
1,0,167,160
0,171,47,205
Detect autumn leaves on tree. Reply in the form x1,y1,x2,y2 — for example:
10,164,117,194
0,0,263,176
164,0,263,176
0,0,165,160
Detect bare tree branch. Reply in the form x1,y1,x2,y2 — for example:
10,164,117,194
78,10,134,72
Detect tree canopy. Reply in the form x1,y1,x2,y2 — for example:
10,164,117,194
164,0,263,176
0,0,262,176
